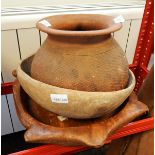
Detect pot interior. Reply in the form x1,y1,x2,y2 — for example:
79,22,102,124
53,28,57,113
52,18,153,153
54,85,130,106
55,23,103,31
36,14,122,36
44,14,113,31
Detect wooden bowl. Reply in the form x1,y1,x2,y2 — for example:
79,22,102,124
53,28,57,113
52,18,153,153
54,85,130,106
16,55,135,119
13,80,148,147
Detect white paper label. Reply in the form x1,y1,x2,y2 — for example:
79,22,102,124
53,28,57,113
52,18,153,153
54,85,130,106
50,94,68,103
113,15,125,23
39,20,51,27
57,116,68,121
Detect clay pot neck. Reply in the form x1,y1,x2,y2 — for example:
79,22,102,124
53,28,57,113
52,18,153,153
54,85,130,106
47,34,111,44
36,14,122,37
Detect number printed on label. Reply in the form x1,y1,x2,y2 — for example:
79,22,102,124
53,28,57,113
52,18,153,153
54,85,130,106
50,94,68,104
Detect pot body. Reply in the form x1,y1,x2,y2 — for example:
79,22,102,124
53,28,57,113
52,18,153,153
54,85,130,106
31,32,129,92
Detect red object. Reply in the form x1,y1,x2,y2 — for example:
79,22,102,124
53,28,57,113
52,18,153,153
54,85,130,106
8,145,89,155
8,117,154,155
1,82,14,95
130,0,154,93
2,0,154,154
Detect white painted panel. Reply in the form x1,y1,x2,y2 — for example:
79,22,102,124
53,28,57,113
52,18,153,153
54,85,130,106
7,94,25,132
1,0,110,8
1,95,13,135
125,19,142,64
2,8,144,31
114,20,131,52
17,28,40,59
148,54,154,70
40,31,47,44
1,30,21,82
2,0,145,8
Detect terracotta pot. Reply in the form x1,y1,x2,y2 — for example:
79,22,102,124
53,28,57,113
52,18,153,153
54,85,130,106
13,80,148,147
31,14,129,92
16,55,135,119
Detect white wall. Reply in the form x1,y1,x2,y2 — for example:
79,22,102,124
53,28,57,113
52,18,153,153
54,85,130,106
2,0,145,8
1,0,115,7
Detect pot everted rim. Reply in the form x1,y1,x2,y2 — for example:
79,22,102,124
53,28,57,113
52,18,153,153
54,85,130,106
36,14,122,37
